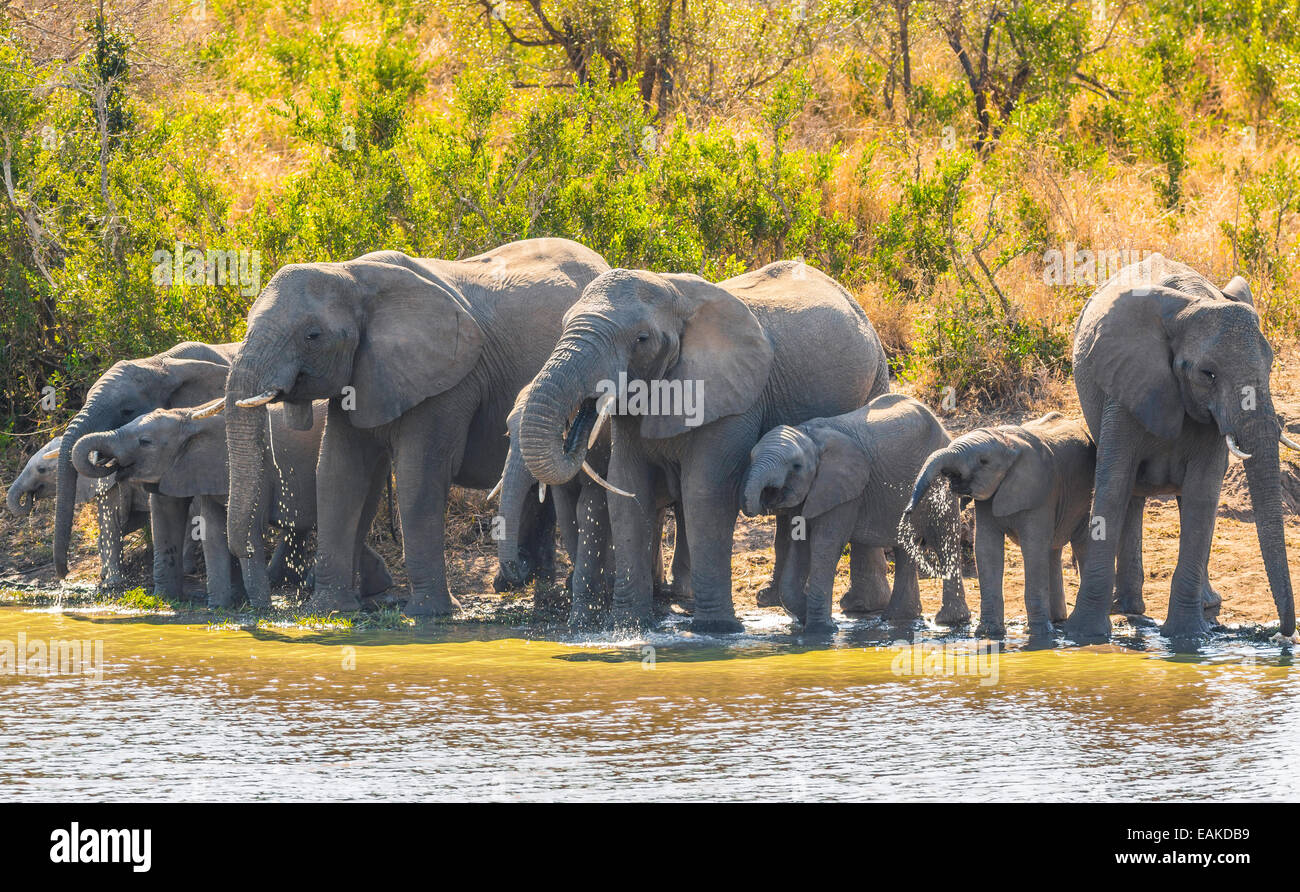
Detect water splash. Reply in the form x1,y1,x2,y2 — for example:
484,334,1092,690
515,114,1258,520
897,476,964,581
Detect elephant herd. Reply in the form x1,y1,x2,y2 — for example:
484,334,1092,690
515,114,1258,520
7,241,1297,643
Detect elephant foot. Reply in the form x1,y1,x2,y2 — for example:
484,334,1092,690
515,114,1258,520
303,587,363,614
1063,608,1112,643
975,620,1006,639
608,608,655,636
935,601,972,626
1111,591,1146,616
1160,609,1212,643
1201,583,1222,619
689,615,745,635
404,592,461,617
101,573,127,592
755,585,781,608
246,590,272,611
802,619,838,637
568,605,604,631
840,587,889,616
1026,620,1057,641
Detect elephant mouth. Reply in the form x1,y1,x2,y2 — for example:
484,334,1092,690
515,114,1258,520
88,450,133,480
564,397,599,455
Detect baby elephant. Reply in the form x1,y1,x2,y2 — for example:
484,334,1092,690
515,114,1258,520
7,435,161,586
71,400,391,608
908,412,1095,640
743,393,968,634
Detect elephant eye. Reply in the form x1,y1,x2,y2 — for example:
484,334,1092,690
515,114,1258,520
636,332,650,343
1202,369,1216,381
979,457,989,465
305,330,321,342
139,437,153,447
792,463,802,471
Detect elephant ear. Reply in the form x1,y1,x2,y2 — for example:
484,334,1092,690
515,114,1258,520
639,274,774,439
802,429,871,520
165,359,236,408
1221,275,1254,306
1074,285,1195,442
160,417,229,498
347,260,486,428
990,438,1053,517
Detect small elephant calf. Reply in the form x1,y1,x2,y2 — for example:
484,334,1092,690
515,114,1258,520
742,393,969,634
908,412,1096,639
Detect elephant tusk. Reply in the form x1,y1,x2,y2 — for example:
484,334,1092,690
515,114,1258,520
582,460,635,498
191,398,226,419
588,401,611,448
1280,430,1300,452
486,476,503,501
235,389,280,408
1226,434,1252,460
538,482,547,503
42,449,59,460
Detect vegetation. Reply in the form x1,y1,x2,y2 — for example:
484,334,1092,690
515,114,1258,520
1,0,1297,436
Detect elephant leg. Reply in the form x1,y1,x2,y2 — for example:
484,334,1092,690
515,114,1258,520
97,485,127,590
802,529,848,636
1176,495,1223,617
681,457,745,635
935,571,971,626
884,545,923,623
757,514,791,608
1049,547,1067,625
668,502,692,606
1065,401,1141,641
842,545,891,615
306,408,384,613
1020,525,1057,640
973,502,1007,638
1112,495,1147,615
198,497,236,608
777,534,811,622
522,487,558,587
1161,466,1224,641
570,484,609,628
553,485,579,572
354,459,391,599
267,534,290,588
148,493,191,601
606,447,659,632
651,506,670,601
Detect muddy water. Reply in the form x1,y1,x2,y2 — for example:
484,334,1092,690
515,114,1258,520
0,606,1296,801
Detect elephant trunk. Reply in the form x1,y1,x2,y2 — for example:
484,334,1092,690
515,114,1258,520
54,405,109,578
225,359,273,559
1240,419,1295,635
742,456,786,517
71,431,123,478
908,446,961,514
7,477,31,516
520,336,610,486
494,445,537,591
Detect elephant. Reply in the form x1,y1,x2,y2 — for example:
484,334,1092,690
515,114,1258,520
54,340,239,598
8,435,153,586
519,260,892,634
492,381,691,627
741,393,967,634
908,412,1096,640
71,399,391,607
222,238,610,615
1066,255,1297,642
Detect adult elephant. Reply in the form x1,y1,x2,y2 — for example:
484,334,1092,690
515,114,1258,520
54,341,238,596
1066,255,1297,642
223,239,610,614
519,262,891,633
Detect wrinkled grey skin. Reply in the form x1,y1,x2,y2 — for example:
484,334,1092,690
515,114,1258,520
1067,256,1295,642
73,402,391,608
494,382,692,627
910,412,1095,640
54,341,238,598
743,394,967,635
224,239,609,615
520,262,891,634
8,435,153,586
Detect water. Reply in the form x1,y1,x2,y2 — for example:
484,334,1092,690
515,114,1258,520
0,605,1296,801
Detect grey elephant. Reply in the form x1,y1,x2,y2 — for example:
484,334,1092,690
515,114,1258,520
54,341,239,598
742,393,968,634
519,261,892,633
908,412,1096,640
1067,256,1297,641
8,435,152,586
493,382,691,627
223,239,609,615
72,399,391,607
